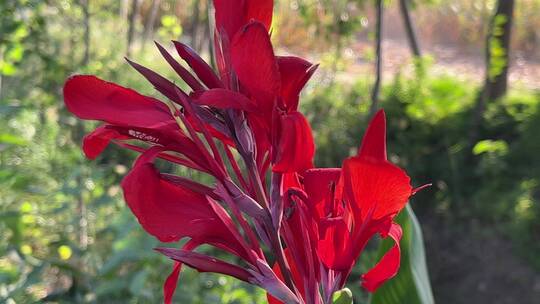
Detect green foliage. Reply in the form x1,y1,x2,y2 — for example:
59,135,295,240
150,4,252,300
0,0,33,76
369,206,435,304
305,62,540,277
158,15,183,40
0,1,260,303
296,0,366,41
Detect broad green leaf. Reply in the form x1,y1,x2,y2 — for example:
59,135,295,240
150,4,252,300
369,205,435,304
333,287,354,304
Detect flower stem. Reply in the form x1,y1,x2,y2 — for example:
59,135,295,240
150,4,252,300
245,159,296,294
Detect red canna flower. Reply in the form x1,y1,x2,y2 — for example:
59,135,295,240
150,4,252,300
305,110,413,292
230,21,317,173
62,0,426,302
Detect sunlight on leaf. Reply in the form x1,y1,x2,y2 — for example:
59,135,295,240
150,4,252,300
58,245,72,260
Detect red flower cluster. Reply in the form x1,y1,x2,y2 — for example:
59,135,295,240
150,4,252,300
63,1,422,303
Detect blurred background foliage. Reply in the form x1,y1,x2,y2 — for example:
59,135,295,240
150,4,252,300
1,0,539,303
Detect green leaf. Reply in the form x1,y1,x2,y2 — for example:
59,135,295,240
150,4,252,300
0,61,17,75
369,205,435,304
0,133,27,146
333,287,354,304
129,269,149,296
473,139,508,156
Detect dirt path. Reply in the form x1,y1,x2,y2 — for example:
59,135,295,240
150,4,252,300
421,215,540,304
345,36,540,90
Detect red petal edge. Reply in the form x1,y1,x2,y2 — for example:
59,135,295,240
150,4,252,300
358,109,387,161
361,222,403,292
163,240,200,304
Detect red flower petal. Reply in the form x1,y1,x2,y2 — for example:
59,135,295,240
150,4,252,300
342,157,412,222
163,240,200,304
231,21,280,111
104,123,212,173
213,0,273,40
317,218,353,270
361,223,402,292
82,125,128,159
280,172,302,194
67,77,205,165
207,196,258,261
156,247,253,282
161,173,219,200
122,150,215,242
277,56,317,111
266,249,304,304
185,109,235,148
358,109,387,161
126,58,186,105
192,88,257,111
280,193,320,295
213,0,246,40
303,168,341,215
174,41,224,89
155,41,204,92
273,112,315,173
121,148,249,260
164,262,181,304
245,0,273,32
246,112,272,166
63,75,171,127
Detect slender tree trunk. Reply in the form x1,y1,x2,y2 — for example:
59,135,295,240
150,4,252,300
369,0,384,117
141,0,161,52
205,0,216,68
77,0,90,246
470,0,515,146
484,0,514,101
81,0,90,66
399,0,421,57
126,0,141,57
329,1,345,79
207,0,216,68
120,0,129,20
76,0,90,249
190,0,202,52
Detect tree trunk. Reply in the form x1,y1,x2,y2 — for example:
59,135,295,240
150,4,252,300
205,0,216,68
470,0,515,146
81,0,90,66
191,0,202,52
399,0,421,57
207,0,216,68
120,0,129,20
369,0,384,117
484,0,514,101
126,0,141,57
141,0,161,52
